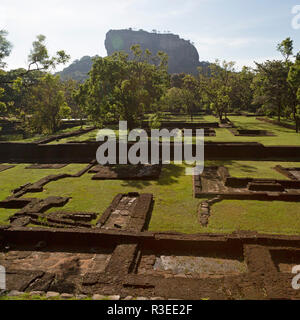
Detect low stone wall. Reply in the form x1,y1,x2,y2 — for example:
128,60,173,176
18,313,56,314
225,177,300,189
1,141,300,163
2,228,300,299
35,126,96,144
228,128,275,137
142,121,220,129
194,165,300,203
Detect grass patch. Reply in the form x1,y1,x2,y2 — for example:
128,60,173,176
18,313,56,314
205,160,300,180
2,161,300,234
0,164,87,225
36,116,300,146
23,164,200,232
208,200,300,235
206,116,300,146
0,126,90,143
0,209,17,225
0,164,87,201
0,293,93,300
2,116,300,146
49,129,99,144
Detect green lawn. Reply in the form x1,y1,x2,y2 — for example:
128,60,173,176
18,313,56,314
49,128,99,144
1,160,300,234
144,113,214,122
0,164,87,225
201,160,300,235
2,116,300,146
70,116,300,146
269,116,296,126
6,116,298,146
52,116,218,144
0,126,90,143
208,200,300,235
206,116,300,145
207,160,300,180
23,164,201,232
0,161,293,234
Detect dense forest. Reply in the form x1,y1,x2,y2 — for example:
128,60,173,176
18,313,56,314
0,30,299,136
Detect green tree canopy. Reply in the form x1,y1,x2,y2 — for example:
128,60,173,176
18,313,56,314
27,74,71,134
83,45,169,129
0,30,12,68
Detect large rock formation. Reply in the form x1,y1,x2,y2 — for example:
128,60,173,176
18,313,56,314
58,56,96,82
105,29,208,75
58,29,209,82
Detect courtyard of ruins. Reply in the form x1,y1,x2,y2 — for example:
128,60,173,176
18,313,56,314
0,114,300,300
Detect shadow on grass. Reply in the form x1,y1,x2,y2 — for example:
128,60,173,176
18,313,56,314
232,162,257,174
205,160,258,176
230,117,295,134
121,164,186,189
205,160,234,167
121,180,152,189
156,164,186,186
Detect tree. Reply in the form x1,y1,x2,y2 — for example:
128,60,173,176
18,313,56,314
181,74,202,121
84,45,169,130
170,73,186,88
0,30,12,68
27,34,70,73
297,88,300,120
62,79,80,117
199,60,235,121
0,87,7,117
27,74,71,134
252,60,289,122
0,30,12,119
287,54,300,131
0,33,71,130
161,87,187,114
0,68,44,117
162,74,203,121
73,82,89,128
229,67,255,113
0,34,70,87
251,38,300,128
277,37,294,63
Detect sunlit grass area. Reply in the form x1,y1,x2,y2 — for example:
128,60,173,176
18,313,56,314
0,126,90,143
206,116,300,145
0,164,87,225
51,116,218,144
0,161,296,234
208,200,300,235
49,128,99,144
22,164,200,232
0,208,17,225
144,114,216,122
206,160,300,180
0,163,87,201
3,116,299,146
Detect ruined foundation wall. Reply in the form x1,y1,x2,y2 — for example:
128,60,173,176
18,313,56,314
1,142,300,163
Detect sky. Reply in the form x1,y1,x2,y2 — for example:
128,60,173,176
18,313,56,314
0,0,299,72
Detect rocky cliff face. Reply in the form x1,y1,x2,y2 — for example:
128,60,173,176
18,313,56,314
58,56,95,82
58,30,209,82
105,29,208,75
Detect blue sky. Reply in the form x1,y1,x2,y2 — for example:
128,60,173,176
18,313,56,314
0,0,299,71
